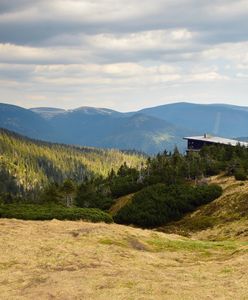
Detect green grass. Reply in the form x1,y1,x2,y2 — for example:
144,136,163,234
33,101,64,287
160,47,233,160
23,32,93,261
0,203,113,223
146,236,246,253
99,238,128,248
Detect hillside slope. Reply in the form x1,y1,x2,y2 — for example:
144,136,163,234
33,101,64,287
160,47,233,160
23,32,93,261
49,111,192,154
159,175,248,241
139,102,248,137
0,128,144,193
0,219,247,300
0,103,52,139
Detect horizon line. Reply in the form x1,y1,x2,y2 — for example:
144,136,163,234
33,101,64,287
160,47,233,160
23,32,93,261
1,101,247,113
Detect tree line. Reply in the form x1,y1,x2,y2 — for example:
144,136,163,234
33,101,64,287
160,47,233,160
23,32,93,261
0,128,144,202
2,127,248,227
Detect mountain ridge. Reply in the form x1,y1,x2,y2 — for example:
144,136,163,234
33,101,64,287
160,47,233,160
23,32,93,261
1,102,248,154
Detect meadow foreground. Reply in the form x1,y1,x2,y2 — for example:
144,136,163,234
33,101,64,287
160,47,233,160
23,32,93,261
0,219,247,300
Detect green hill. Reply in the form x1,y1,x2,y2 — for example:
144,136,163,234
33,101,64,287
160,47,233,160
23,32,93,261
0,128,144,196
158,174,248,241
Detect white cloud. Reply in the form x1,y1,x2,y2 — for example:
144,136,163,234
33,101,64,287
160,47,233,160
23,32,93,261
236,72,248,78
186,71,228,82
201,42,248,63
32,62,181,87
0,0,248,110
87,29,195,52
0,43,92,64
212,0,248,18
0,0,160,24
0,43,49,61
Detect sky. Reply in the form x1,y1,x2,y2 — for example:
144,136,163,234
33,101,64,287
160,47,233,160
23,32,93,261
0,0,248,111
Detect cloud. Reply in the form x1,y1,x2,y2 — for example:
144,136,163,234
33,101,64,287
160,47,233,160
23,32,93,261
0,27,198,65
1,0,248,45
0,43,93,64
87,29,195,52
0,0,248,110
32,62,182,87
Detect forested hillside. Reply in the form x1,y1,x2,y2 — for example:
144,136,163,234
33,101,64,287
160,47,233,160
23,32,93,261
0,128,144,198
159,174,248,241
2,126,248,228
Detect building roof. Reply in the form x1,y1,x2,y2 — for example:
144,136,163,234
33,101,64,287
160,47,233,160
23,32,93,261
183,134,248,147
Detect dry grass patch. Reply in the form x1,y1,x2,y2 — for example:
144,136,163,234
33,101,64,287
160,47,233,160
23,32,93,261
0,219,248,299
109,193,134,216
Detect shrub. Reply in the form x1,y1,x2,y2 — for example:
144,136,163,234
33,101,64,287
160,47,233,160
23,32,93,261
234,168,247,181
205,161,223,176
75,182,114,211
110,176,142,198
114,183,222,228
0,204,113,223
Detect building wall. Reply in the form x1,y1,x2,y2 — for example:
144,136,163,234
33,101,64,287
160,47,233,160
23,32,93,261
187,139,212,150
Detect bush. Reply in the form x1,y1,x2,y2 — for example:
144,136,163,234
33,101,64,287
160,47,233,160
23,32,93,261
0,204,113,223
205,161,223,176
75,182,114,211
110,176,143,198
114,183,222,228
234,168,247,181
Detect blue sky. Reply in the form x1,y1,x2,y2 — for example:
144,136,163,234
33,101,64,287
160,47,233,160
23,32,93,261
0,0,248,111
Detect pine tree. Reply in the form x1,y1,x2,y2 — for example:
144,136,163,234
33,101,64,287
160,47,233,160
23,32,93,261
61,179,76,207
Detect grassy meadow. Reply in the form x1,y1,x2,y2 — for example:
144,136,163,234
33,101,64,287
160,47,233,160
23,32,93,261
0,218,248,300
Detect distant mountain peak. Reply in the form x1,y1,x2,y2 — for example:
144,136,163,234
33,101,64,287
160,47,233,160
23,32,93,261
31,107,66,112
72,106,120,116
30,107,67,119
2,102,248,154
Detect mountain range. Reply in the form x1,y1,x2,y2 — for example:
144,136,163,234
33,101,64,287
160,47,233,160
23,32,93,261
1,102,248,154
